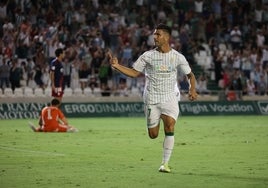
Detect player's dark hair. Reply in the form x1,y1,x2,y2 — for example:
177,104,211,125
55,48,63,57
156,23,171,35
51,98,61,106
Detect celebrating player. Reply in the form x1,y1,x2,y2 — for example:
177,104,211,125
109,23,198,173
29,98,78,132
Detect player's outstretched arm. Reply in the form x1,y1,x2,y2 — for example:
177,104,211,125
107,51,140,78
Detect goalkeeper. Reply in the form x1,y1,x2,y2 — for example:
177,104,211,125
29,98,78,132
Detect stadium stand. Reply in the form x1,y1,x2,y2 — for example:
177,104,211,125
0,0,267,101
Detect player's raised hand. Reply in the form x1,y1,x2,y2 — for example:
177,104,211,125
107,50,119,69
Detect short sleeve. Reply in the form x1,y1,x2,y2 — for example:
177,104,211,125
178,54,191,75
132,51,152,72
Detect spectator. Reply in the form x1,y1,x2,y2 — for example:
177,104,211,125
99,53,112,87
222,68,231,89
9,59,22,92
100,82,111,97
250,47,259,65
230,26,242,50
179,76,190,94
205,13,216,42
196,73,210,95
34,64,44,89
257,75,267,95
246,79,256,96
171,23,179,40
78,61,90,91
231,70,244,99
62,58,72,89
255,2,263,28
0,56,10,90
28,73,37,89
20,61,28,88
261,46,268,70
226,87,238,101
194,0,204,14
231,49,242,71
250,65,262,89
70,59,80,90
256,29,265,48
214,50,224,85
41,66,50,89
211,0,221,19
241,49,253,79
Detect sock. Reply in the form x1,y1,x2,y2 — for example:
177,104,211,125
162,133,174,164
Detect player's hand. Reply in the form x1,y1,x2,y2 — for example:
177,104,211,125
188,88,198,101
107,51,119,69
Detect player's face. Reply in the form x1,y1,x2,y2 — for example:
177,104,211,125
153,29,168,47
60,51,65,60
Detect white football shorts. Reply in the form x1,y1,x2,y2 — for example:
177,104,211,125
145,99,179,128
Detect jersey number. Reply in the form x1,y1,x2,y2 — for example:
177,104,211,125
46,109,52,120
147,108,151,118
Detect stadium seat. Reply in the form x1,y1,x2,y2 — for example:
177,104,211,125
34,88,45,97
73,88,83,96
14,88,24,97
4,88,14,97
24,87,35,97
130,87,140,97
64,88,73,97
44,87,52,97
83,87,92,96
92,87,101,97
0,89,4,98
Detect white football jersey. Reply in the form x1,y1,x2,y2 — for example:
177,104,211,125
132,48,191,104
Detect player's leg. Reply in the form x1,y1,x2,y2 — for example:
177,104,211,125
67,126,78,132
28,121,43,132
66,123,79,132
55,124,69,132
57,124,78,133
158,101,179,173
52,87,63,103
148,126,160,139
159,114,175,172
38,116,44,130
28,121,37,132
145,104,161,139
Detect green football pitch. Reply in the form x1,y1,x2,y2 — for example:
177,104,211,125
0,116,268,188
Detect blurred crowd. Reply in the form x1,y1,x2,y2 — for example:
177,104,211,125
0,0,268,99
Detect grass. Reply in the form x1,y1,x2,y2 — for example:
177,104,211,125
0,116,268,188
